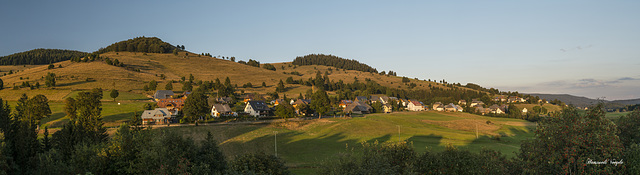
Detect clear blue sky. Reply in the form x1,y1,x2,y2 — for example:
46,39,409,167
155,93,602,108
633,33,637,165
2,0,639,100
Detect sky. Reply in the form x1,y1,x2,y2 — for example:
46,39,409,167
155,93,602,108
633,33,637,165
1,0,639,100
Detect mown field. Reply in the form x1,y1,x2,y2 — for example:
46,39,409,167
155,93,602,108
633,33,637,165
156,111,536,174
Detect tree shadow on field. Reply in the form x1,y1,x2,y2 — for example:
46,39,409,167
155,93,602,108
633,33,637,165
405,134,445,153
459,126,535,158
57,80,90,87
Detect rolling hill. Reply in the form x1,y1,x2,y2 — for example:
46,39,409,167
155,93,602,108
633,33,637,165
528,93,636,109
0,47,481,102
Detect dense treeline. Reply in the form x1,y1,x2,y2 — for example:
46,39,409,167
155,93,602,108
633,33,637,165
0,90,291,174
0,48,87,65
95,37,178,54
292,54,378,73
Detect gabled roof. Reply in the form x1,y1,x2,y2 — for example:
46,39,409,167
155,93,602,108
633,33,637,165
292,99,311,105
344,101,372,113
216,97,233,103
247,101,270,111
212,104,233,113
355,96,368,102
153,90,174,99
141,108,171,119
410,101,423,106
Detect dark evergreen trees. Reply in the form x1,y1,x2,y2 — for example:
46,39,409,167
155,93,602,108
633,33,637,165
0,48,87,65
292,54,378,73
182,87,209,122
262,63,276,71
95,37,178,54
45,72,56,87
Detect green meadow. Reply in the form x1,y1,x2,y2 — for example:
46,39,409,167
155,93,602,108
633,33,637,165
156,111,536,174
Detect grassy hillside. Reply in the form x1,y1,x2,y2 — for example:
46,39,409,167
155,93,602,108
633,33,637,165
514,103,563,113
157,111,535,173
0,51,469,101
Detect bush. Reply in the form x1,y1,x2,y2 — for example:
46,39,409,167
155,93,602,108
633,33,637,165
228,152,290,175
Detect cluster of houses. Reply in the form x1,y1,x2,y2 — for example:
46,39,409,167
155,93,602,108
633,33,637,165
493,95,527,103
141,90,529,125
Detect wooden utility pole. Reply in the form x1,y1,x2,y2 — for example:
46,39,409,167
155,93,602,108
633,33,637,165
476,123,479,139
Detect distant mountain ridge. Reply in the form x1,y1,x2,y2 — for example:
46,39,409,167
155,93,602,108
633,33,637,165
528,93,640,108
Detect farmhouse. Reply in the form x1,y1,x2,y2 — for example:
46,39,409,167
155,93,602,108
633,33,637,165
153,90,174,101
407,100,425,111
245,101,271,117
432,102,444,111
344,101,372,114
156,96,187,116
355,96,368,102
141,108,172,125
211,104,236,117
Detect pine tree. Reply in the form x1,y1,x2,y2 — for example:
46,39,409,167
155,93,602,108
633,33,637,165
165,82,173,90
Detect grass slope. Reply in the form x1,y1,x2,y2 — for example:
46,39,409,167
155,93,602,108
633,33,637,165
0,51,475,101
157,111,535,174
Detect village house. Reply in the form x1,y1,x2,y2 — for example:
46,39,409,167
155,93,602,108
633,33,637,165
211,103,237,117
407,100,425,111
215,97,233,104
244,101,271,117
339,100,353,108
389,97,399,103
475,107,491,115
344,101,372,114
399,99,410,107
458,100,467,106
444,103,464,112
383,104,393,113
156,94,187,116
355,96,368,102
272,99,286,106
470,99,485,107
379,96,391,104
141,108,172,125
522,108,528,114
493,95,507,102
489,104,507,114
153,90,174,101
432,102,444,111
292,99,311,108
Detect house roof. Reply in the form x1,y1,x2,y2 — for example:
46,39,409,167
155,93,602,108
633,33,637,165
216,97,233,103
141,108,171,119
355,96,368,102
344,101,372,113
153,90,174,99
292,99,311,105
212,104,233,113
410,101,423,106
247,101,270,111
